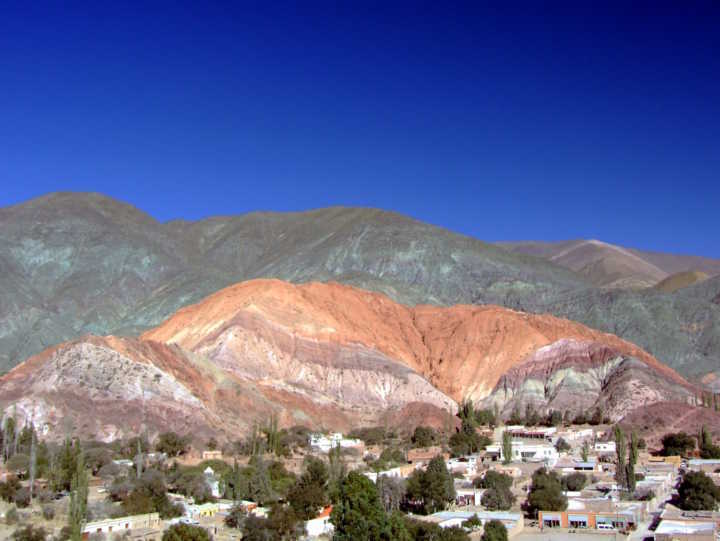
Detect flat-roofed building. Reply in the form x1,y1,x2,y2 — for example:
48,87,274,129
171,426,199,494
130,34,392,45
656,520,717,541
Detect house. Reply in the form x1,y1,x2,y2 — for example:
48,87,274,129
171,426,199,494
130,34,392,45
485,440,559,466
454,487,483,506
687,459,720,473
507,426,557,440
594,441,616,453
418,511,524,537
655,520,717,541
538,509,637,531
202,450,222,460
306,505,334,538
407,446,448,464
363,464,417,483
186,501,220,518
82,513,161,539
309,433,364,453
204,466,221,498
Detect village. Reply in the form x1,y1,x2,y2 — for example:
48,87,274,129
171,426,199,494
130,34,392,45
2,408,720,541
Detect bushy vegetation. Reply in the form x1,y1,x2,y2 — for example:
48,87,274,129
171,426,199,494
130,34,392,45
525,468,567,517
405,455,456,514
676,471,720,511
474,471,515,511
661,432,696,456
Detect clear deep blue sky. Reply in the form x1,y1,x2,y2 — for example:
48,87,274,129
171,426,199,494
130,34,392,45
1,2,719,256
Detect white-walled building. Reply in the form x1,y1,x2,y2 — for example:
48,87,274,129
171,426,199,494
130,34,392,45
595,441,616,453
309,432,363,453
486,440,559,466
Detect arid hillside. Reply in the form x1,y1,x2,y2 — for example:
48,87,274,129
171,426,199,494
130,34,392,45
0,280,693,440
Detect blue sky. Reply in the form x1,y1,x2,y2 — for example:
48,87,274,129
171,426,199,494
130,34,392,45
1,2,719,256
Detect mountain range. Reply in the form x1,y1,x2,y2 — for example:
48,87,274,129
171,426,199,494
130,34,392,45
0,279,694,440
1,192,720,439
2,192,720,382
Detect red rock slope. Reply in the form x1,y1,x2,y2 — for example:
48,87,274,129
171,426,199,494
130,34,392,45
0,279,692,440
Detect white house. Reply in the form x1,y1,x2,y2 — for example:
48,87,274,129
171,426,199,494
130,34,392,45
305,506,334,538
204,466,221,498
486,441,559,466
309,432,363,453
594,441,616,453
83,513,160,537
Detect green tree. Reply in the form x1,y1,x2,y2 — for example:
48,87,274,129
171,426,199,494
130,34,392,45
614,426,627,490
699,426,720,459
502,431,512,465
481,520,508,541
676,471,720,511
475,472,516,510
405,455,455,514
627,431,639,493
581,440,589,463
224,504,245,529
267,503,305,540
661,432,696,456
68,445,88,541
331,471,387,541
561,472,587,492
11,525,48,541
526,468,567,517
412,426,437,448
555,438,570,453
155,432,190,458
287,457,329,520
162,523,211,541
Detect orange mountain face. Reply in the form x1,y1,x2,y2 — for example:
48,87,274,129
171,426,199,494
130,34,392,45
1,279,692,440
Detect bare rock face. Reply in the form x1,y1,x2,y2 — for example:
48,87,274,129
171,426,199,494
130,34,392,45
485,339,692,420
0,280,692,440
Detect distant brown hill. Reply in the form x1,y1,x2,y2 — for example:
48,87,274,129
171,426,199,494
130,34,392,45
499,239,720,289
0,280,692,440
654,271,709,293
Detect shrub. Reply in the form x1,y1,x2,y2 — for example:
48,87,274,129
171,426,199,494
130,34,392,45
42,504,55,520
482,520,508,541
5,506,19,525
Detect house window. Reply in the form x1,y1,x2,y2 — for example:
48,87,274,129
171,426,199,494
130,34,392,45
543,519,560,528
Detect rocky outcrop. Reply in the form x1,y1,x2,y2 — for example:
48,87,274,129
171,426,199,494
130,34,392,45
485,339,691,420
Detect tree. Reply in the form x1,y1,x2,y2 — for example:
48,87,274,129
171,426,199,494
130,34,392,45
614,426,627,490
331,471,387,541
462,514,482,531
676,471,720,511
68,445,88,541
555,438,570,453
546,410,563,427
377,475,405,513
581,440,589,463
661,432,696,456
502,431,512,465
627,431,639,493
699,426,720,459
526,468,567,517
242,515,274,541
475,471,513,491
155,432,190,458
412,426,437,448
287,457,329,520
267,503,305,540
481,520,508,541
561,472,587,492
11,525,47,541
481,487,515,510
162,524,210,541
225,504,245,529
405,455,455,515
